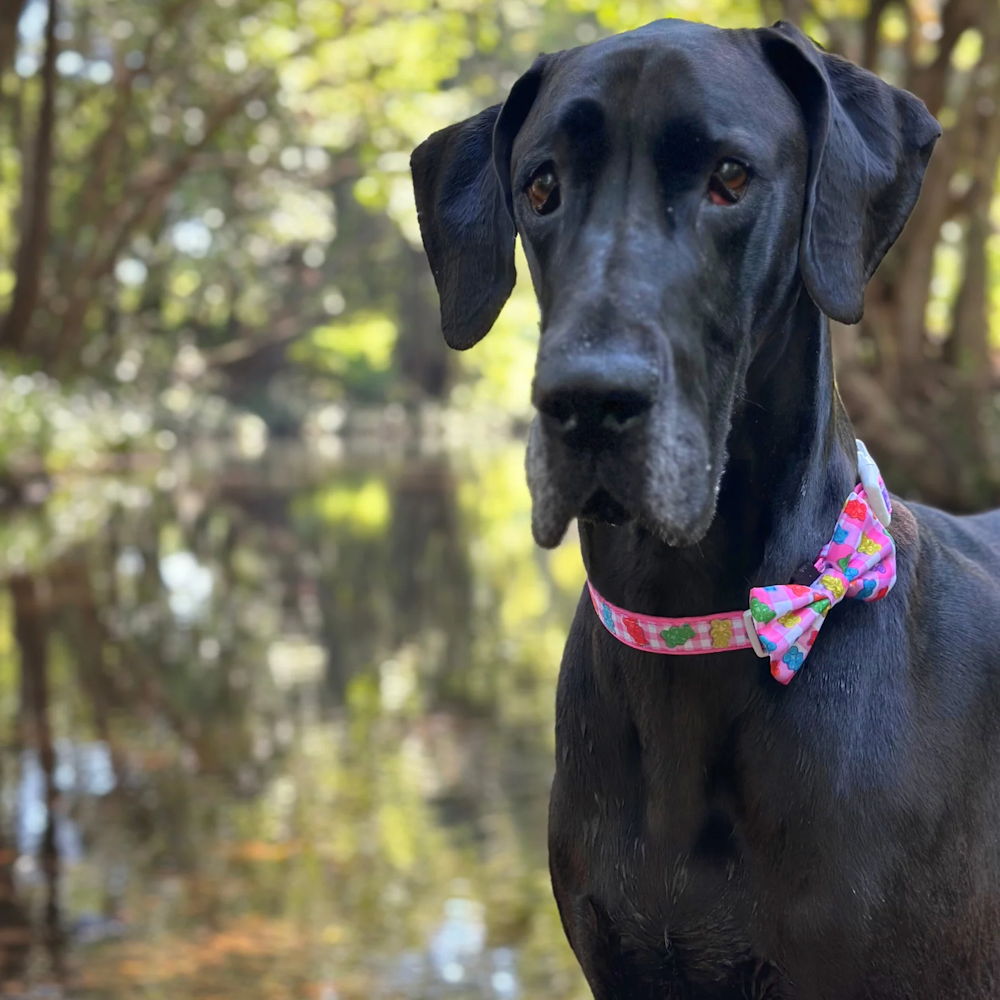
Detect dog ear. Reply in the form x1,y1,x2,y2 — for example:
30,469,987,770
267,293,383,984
760,22,941,325
410,56,550,350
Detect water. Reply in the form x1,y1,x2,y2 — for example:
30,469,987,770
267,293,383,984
0,438,590,998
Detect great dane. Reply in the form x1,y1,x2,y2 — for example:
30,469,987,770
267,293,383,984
410,18,1000,998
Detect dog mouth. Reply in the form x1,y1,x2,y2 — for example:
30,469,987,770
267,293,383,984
525,411,719,549
580,488,632,526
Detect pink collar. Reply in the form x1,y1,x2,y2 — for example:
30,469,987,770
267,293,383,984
587,441,897,684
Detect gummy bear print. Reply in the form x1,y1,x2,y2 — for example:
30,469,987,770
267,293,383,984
820,574,846,600
661,624,696,648
783,646,804,671
833,526,849,544
750,596,776,623
858,579,876,600
844,498,867,521
601,604,615,634
710,618,733,648
778,612,801,628
622,617,648,646
857,533,882,556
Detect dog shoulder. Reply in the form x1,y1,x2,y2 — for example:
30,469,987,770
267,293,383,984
901,497,1000,580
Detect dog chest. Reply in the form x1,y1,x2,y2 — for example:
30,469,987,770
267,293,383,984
550,818,791,999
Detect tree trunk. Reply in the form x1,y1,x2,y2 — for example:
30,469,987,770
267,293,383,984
835,0,1000,510
0,0,27,84
0,0,56,352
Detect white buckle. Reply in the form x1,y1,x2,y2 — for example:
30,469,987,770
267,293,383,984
743,609,768,658
856,438,891,528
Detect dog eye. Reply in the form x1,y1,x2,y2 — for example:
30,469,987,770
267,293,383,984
527,168,561,215
709,159,749,206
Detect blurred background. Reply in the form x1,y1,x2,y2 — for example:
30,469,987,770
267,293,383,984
0,0,996,996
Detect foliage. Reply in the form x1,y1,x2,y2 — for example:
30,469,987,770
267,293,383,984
0,370,163,487
1,0,999,498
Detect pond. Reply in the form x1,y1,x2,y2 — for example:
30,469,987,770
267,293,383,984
0,434,590,999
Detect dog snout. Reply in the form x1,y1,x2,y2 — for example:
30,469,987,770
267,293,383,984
533,351,659,446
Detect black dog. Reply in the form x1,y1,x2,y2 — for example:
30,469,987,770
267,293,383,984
411,19,1000,998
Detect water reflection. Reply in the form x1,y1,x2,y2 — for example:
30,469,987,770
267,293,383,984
0,441,588,998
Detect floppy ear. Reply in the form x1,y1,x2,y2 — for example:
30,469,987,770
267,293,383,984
410,57,549,349
760,22,941,325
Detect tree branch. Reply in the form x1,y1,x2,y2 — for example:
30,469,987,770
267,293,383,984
67,0,199,236
861,0,890,71
48,75,270,367
906,0,975,116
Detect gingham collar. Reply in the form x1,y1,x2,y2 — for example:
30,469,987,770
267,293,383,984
586,440,897,683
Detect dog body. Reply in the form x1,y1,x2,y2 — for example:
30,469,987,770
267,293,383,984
551,498,1000,998
411,19,1000,998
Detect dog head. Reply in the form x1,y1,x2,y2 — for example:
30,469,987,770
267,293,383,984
411,20,939,548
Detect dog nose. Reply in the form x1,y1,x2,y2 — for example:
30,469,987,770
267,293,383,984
533,353,658,441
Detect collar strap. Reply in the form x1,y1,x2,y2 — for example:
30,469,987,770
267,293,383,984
588,439,897,684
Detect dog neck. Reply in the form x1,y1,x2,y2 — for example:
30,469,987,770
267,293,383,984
580,289,858,620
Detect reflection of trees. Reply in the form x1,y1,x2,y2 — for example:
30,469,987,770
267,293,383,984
288,457,476,707
10,574,62,980
387,460,474,697
0,446,587,996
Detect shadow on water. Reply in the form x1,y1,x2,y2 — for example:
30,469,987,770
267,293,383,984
0,437,589,999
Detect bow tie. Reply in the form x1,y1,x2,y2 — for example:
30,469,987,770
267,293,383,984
586,440,897,683
745,477,896,683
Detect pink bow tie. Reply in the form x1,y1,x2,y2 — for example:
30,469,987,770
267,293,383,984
746,480,896,682
587,465,896,684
